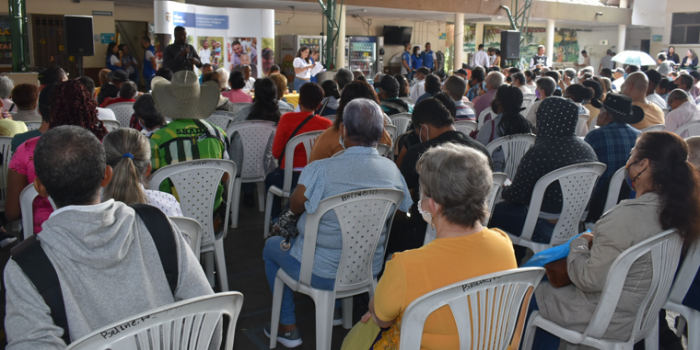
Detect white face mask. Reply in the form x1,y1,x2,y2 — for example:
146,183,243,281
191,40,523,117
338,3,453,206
417,193,434,225
339,129,347,150
419,124,429,143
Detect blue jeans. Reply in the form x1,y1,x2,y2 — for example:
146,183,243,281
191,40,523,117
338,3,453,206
263,236,339,325
264,168,301,221
489,202,556,262
294,78,308,93
144,74,155,91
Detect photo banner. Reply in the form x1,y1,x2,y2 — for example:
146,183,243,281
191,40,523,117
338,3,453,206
154,1,275,78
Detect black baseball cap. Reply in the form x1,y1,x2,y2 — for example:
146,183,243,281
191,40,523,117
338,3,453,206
107,70,129,82
378,75,399,94
591,93,644,124
454,69,468,77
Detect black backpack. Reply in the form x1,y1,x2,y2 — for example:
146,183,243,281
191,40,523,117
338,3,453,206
10,204,179,345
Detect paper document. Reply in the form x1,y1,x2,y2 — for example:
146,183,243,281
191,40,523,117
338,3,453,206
310,62,326,76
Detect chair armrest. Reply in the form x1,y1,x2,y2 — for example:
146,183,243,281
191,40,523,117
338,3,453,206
267,185,288,198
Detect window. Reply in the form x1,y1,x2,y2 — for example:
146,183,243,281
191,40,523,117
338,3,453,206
671,12,700,44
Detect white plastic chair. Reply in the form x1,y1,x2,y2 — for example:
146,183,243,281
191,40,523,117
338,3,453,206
269,188,405,350
149,159,236,292
454,120,478,135
641,124,665,133
24,121,41,131
488,173,508,224
389,113,412,136
230,102,252,116
400,268,546,350
603,167,626,214
523,229,683,350
522,97,534,110
323,114,336,124
66,292,244,350
263,130,323,238
19,184,57,239
399,96,414,105
169,216,203,260
101,120,121,133
279,107,294,115
384,124,397,145
377,143,391,157
486,134,537,182
662,108,670,116
676,120,700,138
0,136,12,212
662,240,700,349
207,111,236,131
505,162,606,254
107,102,135,127
477,107,494,130
225,120,277,228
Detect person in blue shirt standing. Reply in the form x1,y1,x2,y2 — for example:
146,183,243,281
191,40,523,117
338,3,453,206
105,42,125,73
411,46,422,78
141,37,158,91
309,49,320,83
401,42,412,81
421,42,437,72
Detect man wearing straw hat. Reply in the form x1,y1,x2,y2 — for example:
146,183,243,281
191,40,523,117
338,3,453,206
150,70,230,229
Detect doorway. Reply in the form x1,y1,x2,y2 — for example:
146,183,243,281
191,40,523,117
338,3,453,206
641,39,650,54
115,20,149,88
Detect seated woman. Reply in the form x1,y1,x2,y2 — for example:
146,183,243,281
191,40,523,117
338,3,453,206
317,80,340,116
100,81,137,108
102,128,182,217
476,85,534,172
6,80,108,234
489,97,597,263
582,80,603,128
222,71,253,104
563,83,594,136
263,98,412,348
394,74,410,99
265,83,333,222
414,74,442,105
530,131,700,349
130,94,167,137
309,81,393,162
268,73,295,110
342,142,517,350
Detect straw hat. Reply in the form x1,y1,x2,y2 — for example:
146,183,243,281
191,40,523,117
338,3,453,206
151,70,220,120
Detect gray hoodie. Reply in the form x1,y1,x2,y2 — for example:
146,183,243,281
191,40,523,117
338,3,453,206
4,200,215,349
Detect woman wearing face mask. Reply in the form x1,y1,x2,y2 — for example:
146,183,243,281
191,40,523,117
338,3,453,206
342,142,516,350
528,131,700,349
411,46,422,79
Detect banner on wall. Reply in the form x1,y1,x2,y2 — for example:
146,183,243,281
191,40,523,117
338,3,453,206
154,1,275,78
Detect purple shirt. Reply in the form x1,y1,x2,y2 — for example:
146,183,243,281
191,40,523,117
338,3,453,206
473,88,497,121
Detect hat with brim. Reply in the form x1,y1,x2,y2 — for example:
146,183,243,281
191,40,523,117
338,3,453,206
151,70,220,120
591,93,644,125
107,70,129,82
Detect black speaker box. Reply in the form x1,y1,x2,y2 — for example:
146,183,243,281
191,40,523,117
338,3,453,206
64,16,94,56
500,30,521,60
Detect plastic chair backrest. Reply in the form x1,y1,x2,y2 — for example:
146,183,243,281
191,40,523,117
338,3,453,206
399,96,414,105
281,131,323,195
662,108,670,116
603,166,626,214
225,120,277,180
488,173,508,221
522,97,534,109
324,115,336,124
384,125,397,144
667,240,700,305
19,184,57,239
279,107,294,115
641,124,665,133
230,102,252,115
298,188,405,293
389,113,412,135
399,268,546,350
377,143,391,157
65,292,244,350
168,216,203,259
676,120,700,138
583,230,682,341
522,162,606,246
24,121,42,131
477,107,494,130
207,111,236,130
149,159,236,245
331,150,345,158
107,102,135,127
485,134,536,181
102,120,121,133
0,136,12,211
454,120,478,135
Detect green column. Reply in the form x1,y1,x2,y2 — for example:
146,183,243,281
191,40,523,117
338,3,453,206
9,0,29,72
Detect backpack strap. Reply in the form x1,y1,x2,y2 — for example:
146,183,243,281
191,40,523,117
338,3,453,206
11,236,71,345
131,204,179,295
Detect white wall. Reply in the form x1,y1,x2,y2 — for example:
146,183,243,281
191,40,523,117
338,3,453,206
626,28,651,51
570,28,619,70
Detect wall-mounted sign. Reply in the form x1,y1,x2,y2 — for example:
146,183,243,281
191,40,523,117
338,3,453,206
652,35,662,42
92,11,113,16
101,33,115,44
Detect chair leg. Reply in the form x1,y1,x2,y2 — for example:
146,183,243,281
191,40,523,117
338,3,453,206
342,297,353,329
688,314,699,350
263,191,275,239
257,181,265,212
230,177,242,229
314,292,335,350
644,321,658,350
203,251,215,288
269,275,285,349
214,239,229,292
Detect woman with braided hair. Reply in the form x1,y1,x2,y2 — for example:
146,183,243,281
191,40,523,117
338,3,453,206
5,79,107,234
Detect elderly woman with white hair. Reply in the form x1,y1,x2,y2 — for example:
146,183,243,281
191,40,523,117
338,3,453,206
341,142,517,350
0,76,15,112
263,98,413,348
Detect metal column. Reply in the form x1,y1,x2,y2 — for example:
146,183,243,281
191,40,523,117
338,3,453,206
317,0,343,69
9,0,30,71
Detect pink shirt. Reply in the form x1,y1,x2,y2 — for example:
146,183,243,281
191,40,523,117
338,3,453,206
9,136,53,234
221,89,253,104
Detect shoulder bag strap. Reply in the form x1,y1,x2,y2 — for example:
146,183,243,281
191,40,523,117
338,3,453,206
131,204,179,295
276,113,316,162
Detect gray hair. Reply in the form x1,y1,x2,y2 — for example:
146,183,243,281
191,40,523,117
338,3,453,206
335,68,354,90
668,89,690,103
485,71,504,89
342,98,384,147
417,142,492,227
216,68,229,90
0,76,14,99
563,68,576,79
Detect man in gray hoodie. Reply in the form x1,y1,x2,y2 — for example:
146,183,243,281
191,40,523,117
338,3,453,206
4,126,216,349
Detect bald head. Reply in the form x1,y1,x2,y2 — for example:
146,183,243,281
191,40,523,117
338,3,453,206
485,71,504,90
621,72,649,102
668,89,690,103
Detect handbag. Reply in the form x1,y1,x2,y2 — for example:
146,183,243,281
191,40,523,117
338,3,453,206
268,209,301,251
544,258,573,288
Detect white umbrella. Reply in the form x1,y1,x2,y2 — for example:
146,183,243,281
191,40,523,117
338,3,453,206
611,51,657,66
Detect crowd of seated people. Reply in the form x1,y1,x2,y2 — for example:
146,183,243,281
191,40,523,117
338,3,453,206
2,51,700,350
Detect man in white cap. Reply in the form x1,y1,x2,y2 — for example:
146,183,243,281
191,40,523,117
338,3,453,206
150,70,230,229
